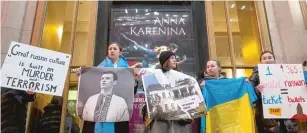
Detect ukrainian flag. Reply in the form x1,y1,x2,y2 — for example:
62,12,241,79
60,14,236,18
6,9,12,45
304,71,307,84
200,77,257,133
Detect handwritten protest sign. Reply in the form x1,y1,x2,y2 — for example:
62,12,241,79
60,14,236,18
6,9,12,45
258,64,307,119
1,41,71,96
141,68,206,120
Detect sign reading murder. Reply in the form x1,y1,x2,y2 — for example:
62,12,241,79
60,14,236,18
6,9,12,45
1,41,71,96
141,68,206,120
258,64,307,119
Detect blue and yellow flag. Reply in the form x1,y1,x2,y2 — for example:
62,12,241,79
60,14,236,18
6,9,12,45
200,77,257,133
304,71,307,84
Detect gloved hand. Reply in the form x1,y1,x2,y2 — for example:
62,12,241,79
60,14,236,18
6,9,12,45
176,119,193,126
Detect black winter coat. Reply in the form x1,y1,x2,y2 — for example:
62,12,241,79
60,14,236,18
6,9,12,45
1,87,35,133
38,104,62,133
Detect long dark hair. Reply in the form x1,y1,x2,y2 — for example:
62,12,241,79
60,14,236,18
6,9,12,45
105,42,123,56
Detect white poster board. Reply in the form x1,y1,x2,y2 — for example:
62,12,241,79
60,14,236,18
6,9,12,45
1,41,71,96
258,64,307,119
141,68,206,120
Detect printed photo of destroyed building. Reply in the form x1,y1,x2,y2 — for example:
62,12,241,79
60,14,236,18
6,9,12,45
143,73,205,120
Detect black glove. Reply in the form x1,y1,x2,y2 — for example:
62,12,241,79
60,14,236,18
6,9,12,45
176,119,193,126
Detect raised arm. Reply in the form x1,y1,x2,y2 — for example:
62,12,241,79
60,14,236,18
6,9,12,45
177,55,187,65
120,33,156,57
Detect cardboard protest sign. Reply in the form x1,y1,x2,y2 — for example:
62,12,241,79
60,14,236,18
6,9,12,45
258,64,307,119
1,41,71,96
141,68,206,120
77,67,135,122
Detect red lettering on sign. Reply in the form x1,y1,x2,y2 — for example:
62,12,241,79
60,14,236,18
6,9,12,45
262,80,282,89
286,65,299,75
287,96,306,103
284,80,306,87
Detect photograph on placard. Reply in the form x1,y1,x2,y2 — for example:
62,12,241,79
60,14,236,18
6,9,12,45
141,68,206,120
77,67,135,122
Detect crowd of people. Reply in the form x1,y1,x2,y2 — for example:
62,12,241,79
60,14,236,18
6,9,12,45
83,42,307,133
1,41,307,133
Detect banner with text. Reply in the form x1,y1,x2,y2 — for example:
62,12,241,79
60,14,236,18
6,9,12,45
141,68,206,120
129,90,146,133
258,64,307,119
1,41,71,96
110,8,197,77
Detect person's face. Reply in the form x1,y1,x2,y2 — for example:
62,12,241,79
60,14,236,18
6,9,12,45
261,53,275,64
108,43,121,60
167,55,177,69
100,74,116,90
171,48,177,53
206,61,220,77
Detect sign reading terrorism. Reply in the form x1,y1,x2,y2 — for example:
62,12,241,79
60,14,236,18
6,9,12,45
1,41,71,96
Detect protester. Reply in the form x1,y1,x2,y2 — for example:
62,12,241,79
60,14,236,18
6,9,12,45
297,60,307,133
249,51,288,133
1,88,35,133
143,51,192,133
197,59,227,87
197,59,227,133
38,96,63,133
80,42,140,133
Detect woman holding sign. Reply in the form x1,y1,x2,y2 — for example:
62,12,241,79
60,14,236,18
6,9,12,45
249,51,288,133
144,51,193,133
80,42,140,133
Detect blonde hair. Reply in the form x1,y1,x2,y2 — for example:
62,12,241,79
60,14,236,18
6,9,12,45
155,46,169,58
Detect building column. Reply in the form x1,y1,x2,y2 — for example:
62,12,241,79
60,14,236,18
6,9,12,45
264,1,307,64
1,1,37,65
1,1,38,133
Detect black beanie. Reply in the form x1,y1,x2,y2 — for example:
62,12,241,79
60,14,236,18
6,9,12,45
159,51,175,66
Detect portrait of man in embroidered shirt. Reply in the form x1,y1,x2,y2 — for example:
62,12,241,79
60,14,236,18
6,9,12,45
82,71,129,122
